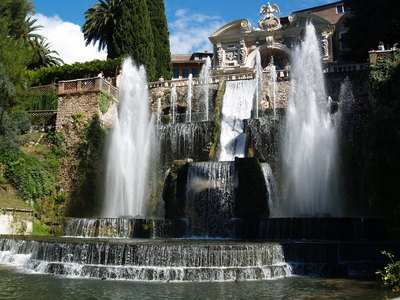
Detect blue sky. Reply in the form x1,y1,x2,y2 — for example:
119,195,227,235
30,0,334,63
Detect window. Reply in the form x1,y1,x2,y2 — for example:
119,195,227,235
339,32,350,51
336,4,350,14
192,68,199,77
173,69,180,78
182,69,189,78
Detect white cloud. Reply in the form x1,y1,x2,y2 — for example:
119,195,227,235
34,13,107,64
169,9,225,54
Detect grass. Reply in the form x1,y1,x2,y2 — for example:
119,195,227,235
32,223,51,235
0,172,31,210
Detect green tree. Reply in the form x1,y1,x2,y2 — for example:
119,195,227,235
344,0,400,61
82,0,122,59
112,0,156,80
0,0,35,108
146,0,172,80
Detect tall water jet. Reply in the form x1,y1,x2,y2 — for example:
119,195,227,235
255,50,263,118
156,97,162,126
219,80,256,161
199,57,212,121
170,86,177,124
269,57,278,119
280,23,340,217
185,74,193,123
103,58,157,218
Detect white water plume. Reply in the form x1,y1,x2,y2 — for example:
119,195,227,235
170,86,177,124
185,74,193,123
200,57,212,121
103,58,157,218
269,58,278,119
255,50,263,118
280,23,340,217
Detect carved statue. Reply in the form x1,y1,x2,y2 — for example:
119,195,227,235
258,2,282,31
321,31,331,58
260,2,280,15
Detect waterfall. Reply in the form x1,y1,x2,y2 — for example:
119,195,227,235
0,238,292,282
170,86,177,124
103,58,157,218
219,80,256,161
158,122,214,162
185,74,193,123
260,163,279,216
281,23,340,217
199,57,212,121
269,58,278,119
156,97,162,126
255,50,263,118
185,162,236,237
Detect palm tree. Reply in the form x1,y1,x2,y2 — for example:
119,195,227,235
28,39,64,69
82,0,122,59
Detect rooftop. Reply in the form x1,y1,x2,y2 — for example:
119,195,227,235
293,1,343,13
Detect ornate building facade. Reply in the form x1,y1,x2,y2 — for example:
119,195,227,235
209,2,335,72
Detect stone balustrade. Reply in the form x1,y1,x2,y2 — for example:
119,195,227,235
32,69,291,99
323,63,368,73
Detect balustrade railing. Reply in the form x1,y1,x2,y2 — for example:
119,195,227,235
31,70,293,101
323,63,368,73
369,49,397,65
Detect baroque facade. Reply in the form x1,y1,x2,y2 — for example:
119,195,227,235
209,2,335,72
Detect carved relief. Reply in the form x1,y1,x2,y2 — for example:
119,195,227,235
226,50,237,61
240,40,247,63
241,20,251,32
217,46,224,67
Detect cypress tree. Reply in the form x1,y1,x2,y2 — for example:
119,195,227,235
146,0,172,80
112,0,156,81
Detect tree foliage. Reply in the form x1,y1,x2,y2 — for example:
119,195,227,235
112,0,156,80
344,0,400,61
82,0,122,59
83,0,172,81
0,0,63,108
146,0,172,80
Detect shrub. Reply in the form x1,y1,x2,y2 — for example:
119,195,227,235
376,251,400,292
26,88,58,110
27,58,122,87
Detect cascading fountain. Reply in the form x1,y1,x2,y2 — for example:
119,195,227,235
102,58,158,218
219,80,256,161
170,86,177,124
280,23,340,217
185,74,193,123
199,57,212,121
185,162,236,238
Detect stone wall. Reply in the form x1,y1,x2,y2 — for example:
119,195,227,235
56,92,102,198
0,209,33,235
